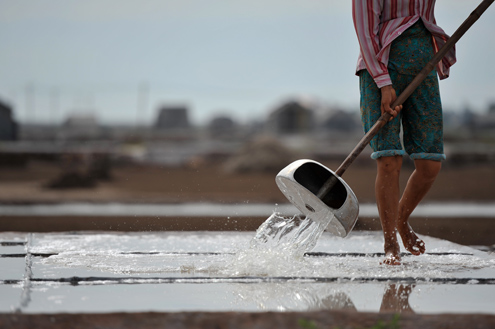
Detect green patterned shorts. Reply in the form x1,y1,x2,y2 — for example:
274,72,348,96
359,20,445,161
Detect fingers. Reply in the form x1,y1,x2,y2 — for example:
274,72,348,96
388,105,402,121
383,101,401,117
380,85,402,121
381,103,400,121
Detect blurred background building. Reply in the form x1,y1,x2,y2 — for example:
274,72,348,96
1,94,494,169
0,100,17,141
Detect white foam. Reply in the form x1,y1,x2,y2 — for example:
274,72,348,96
29,230,495,281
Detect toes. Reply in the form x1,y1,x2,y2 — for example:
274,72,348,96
418,241,426,254
408,239,425,255
416,239,426,253
409,247,421,256
381,253,401,266
381,258,401,266
399,227,426,256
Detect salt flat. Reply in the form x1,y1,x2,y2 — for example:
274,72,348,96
1,231,494,314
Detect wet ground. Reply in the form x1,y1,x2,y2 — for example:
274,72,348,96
1,231,494,315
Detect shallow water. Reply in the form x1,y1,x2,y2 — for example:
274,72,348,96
2,229,495,314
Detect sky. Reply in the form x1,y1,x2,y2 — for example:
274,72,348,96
1,0,494,125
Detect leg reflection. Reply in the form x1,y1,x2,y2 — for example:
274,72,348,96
318,292,357,312
379,284,415,313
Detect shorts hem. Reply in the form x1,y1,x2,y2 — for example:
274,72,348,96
410,153,446,161
371,150,405,159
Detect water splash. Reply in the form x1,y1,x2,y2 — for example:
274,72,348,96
224,212,333,276
251,212,330,258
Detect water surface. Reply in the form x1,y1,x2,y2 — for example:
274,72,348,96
1,230,494,314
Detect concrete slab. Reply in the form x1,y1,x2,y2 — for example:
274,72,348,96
0,258,26,281
0,244,26,255
0,237,27,282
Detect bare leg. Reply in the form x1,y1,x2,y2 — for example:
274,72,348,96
397,159,442,255
376,156,402,265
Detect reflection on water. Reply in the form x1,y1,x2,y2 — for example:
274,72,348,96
229,282,358,312
380,284,414,313
230,282,417,313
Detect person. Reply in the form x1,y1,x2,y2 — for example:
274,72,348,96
352,0,456,265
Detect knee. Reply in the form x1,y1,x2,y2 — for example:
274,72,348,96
414,160,442,182
377,156,402,177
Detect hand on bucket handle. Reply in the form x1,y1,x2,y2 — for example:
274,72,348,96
381,85,402,121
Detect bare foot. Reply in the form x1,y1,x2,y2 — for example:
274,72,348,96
381,238,401,266
398,223,425,256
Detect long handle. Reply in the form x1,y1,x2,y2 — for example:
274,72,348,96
317,0,494,199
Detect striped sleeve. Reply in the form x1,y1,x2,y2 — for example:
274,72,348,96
352,0,392,88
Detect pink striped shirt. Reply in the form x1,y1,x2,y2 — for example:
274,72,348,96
352,0,456,88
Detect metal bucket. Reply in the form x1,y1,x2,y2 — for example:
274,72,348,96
275,159,359,237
